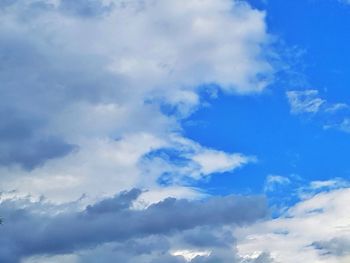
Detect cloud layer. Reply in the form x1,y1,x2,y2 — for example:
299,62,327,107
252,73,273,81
0,189,268,263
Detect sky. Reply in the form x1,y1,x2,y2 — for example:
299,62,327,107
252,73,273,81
0,0,350,262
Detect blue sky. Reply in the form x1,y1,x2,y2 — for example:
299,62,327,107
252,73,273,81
1,0,350,262
184,0,350,197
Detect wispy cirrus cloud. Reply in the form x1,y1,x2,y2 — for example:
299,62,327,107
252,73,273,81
286,90,326,114
286,89,350,133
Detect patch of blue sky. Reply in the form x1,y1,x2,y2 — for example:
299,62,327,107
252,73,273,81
179,0,350,203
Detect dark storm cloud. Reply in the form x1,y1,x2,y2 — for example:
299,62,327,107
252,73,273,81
0,189,268,262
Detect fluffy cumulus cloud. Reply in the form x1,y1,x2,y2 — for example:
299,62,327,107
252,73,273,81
0,0,273,202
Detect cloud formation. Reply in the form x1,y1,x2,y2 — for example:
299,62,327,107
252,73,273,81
0,0,274,201
236,186,350,263
0,1,284,262
286,90,326,114
286,89,350,133
0,189,268,263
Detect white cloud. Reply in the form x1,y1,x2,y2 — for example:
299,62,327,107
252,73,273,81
286,89,350,133
0,0,274,202
286,90,325,114
0,134,165,202
171,136,255,179
0,132,255,203
133,186,206,209
134,136,256,195
235,186,350,263
171,249,211,261
339,118,350,132
192,149,253,176
325,103,349,113
264,175,291,192
309,179,349,190
296,178,350,200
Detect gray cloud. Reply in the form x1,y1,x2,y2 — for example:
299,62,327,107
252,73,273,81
0,13,124,169
181,226,235,248
76,241,274,263
312,237,350,257
59,0,114,17
0,189,268,262
0,109,76,169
